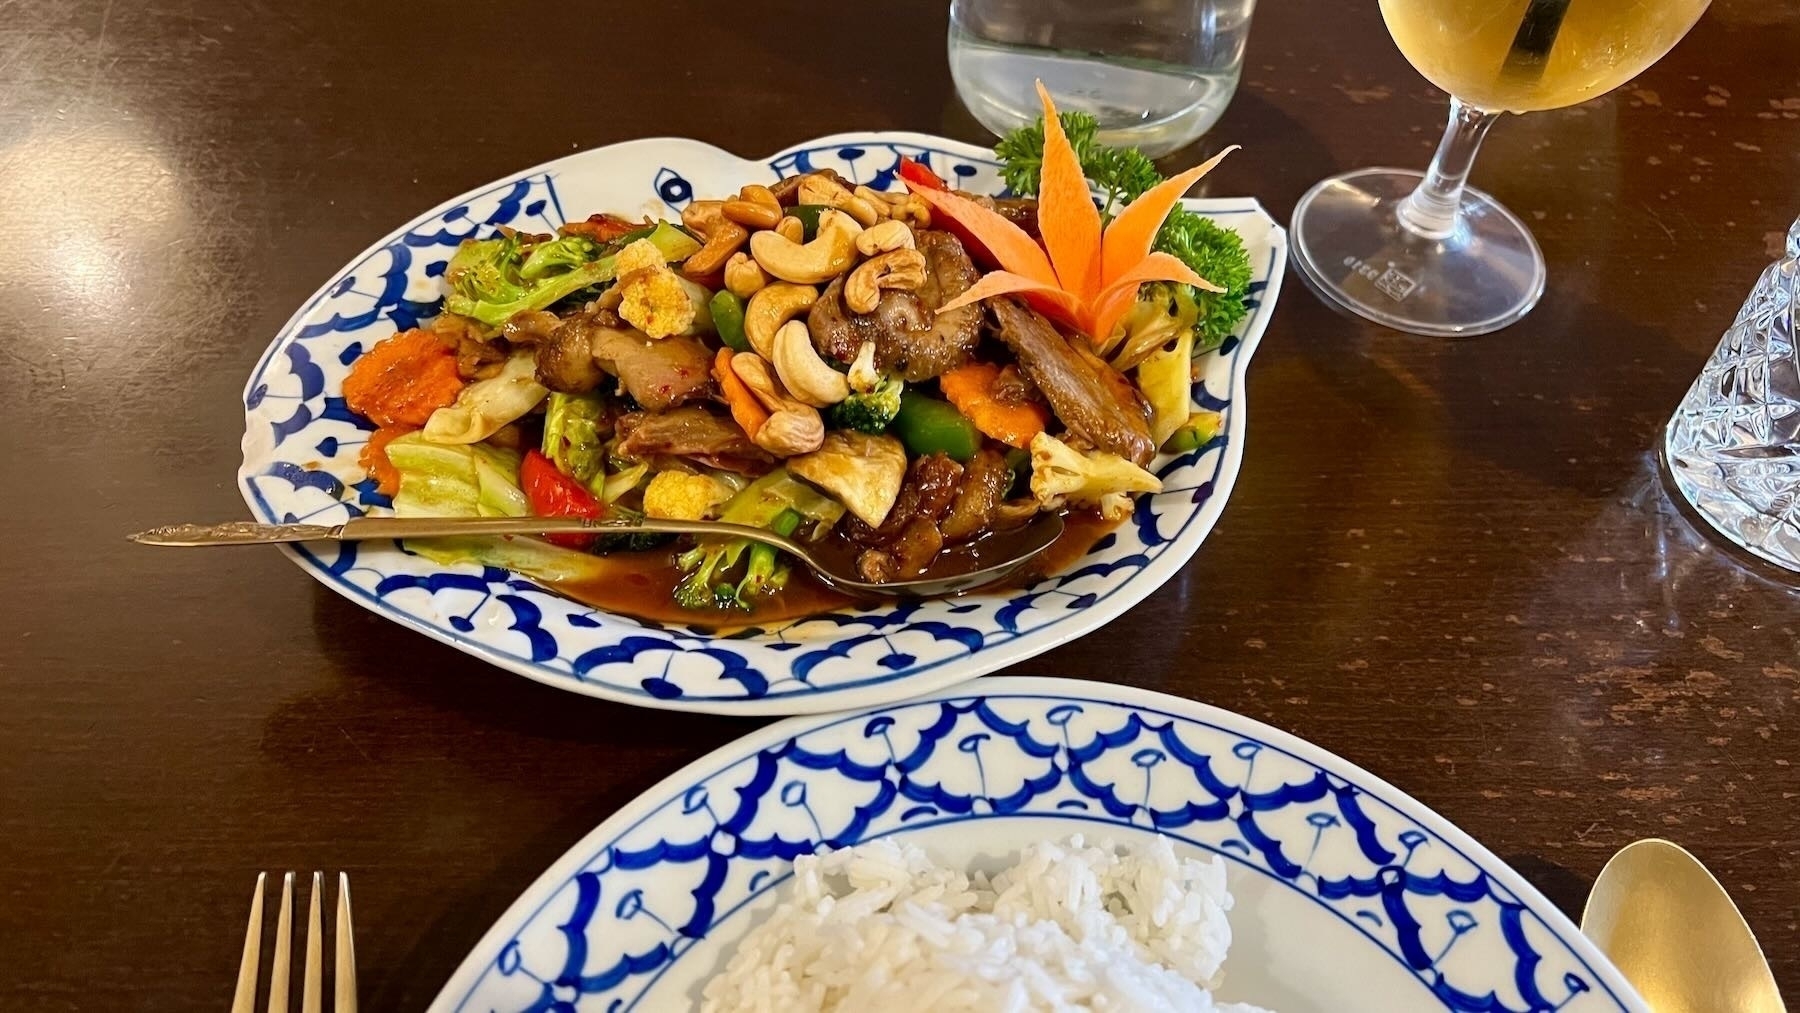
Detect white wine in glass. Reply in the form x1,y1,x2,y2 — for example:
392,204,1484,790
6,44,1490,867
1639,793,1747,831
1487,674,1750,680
1290,0,1711,336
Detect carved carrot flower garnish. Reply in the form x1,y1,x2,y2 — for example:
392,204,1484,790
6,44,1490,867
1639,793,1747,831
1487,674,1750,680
905,82,1237,344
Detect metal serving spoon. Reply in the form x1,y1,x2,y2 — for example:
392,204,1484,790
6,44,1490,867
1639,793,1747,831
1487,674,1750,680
1581,838,1785,1012
128,513,1066,599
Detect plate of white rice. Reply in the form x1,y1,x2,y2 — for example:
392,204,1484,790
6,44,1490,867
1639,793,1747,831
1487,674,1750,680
430,678,1648,1012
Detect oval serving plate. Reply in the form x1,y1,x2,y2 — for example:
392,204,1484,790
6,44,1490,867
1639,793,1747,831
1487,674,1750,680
429,677,1644,1012
239,134,1287,715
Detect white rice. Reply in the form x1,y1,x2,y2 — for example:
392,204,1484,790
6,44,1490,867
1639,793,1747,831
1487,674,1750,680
699,835,1272,1013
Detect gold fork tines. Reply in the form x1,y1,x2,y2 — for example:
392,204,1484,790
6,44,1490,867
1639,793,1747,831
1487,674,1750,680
232,873,356,1012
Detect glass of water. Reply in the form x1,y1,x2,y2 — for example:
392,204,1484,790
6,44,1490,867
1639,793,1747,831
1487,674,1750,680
948,0,1256,157
1663,213,1800,575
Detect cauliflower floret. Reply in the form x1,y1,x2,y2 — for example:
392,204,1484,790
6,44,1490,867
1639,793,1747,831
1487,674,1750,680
617,266,697,339
1029,432,1162,522
642,471,734,521
614,237,666,276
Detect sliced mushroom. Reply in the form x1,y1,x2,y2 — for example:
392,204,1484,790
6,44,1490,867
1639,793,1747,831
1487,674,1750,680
749,208,862,284
844,248,927,314
789,432,909,529
743,282,819,359
772,319,850,407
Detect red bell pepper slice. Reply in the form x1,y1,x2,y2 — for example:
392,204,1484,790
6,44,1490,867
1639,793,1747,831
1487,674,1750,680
897,156,948,191
520,449,606,548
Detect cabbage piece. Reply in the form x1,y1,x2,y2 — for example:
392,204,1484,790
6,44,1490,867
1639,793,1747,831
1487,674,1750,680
385,433,527,518
422,352,547,445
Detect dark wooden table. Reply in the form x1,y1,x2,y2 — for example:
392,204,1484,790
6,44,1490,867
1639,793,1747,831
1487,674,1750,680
5,0,1797,1007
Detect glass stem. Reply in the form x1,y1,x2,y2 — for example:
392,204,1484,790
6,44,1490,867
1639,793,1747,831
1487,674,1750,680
1397,98,1502,242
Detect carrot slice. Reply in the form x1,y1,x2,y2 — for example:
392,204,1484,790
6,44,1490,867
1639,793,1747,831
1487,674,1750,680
714,348,769,437
1085,252,1226,343
358,425,414,497
933,271,1084,326
903,184,1058,286
1099,146,1238,285
1032,81,1103,300
939,362,1050,449
342,329,465,428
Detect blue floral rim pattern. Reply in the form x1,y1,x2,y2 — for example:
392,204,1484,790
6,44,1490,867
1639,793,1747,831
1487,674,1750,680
429,679,1643,1012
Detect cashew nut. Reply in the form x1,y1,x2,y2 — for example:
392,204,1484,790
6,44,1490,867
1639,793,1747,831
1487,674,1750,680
727,352,790,412
772,320,849,407
888,192,932,228
856,188,931,228
799,175,883,228
749,208,863,284
853,186,896,222
743,282,818,359
722,184,781,230
855,219,915,257
728,352,824,456
752,409,826,457
723,251,768,299
844,248,927,314
847,340,880,394
774,216,804,243
680,200,748,276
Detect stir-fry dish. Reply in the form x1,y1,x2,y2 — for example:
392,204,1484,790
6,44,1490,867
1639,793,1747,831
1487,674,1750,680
344,86,1253,622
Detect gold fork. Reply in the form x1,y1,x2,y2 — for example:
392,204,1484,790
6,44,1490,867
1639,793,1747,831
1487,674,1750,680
231,872,357,1013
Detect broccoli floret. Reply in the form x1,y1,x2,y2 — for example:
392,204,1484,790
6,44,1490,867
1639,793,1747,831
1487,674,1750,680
729,509,801,608
672,508,804,612
674,539,750,611
445,233,613,327
519,235,600,281
444,222,704,328
1029,432,1162,522
1154,210,1253,349
829,376,904,434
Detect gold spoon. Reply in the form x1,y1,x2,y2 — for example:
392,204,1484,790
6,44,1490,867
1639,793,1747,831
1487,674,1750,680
1581,838,1785,1012
127,513,1065,599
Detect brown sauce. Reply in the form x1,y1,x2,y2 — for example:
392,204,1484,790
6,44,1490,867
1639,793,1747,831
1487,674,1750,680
545,510,1125,632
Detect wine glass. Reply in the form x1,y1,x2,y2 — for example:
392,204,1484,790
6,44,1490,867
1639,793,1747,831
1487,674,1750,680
1290,0,1711,337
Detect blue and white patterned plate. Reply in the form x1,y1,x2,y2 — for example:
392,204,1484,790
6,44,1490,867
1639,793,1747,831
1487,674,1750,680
429,677,1644,1012
239,134,1287,715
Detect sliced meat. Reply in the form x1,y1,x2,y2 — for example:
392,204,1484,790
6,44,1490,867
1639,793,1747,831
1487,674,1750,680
500,310,562,346
535,315,606,393
858,519,944,584
615,406,773,475
845,453,965,582
535,307,714,409
993,197,1040,239
455,335,507,380
808,229,981,381
588,325,714,411
988,298,1155,466
939,449,1010,543
990,364,1040,406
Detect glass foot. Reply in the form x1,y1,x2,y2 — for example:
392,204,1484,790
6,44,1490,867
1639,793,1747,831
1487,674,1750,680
1289,168,1546,338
